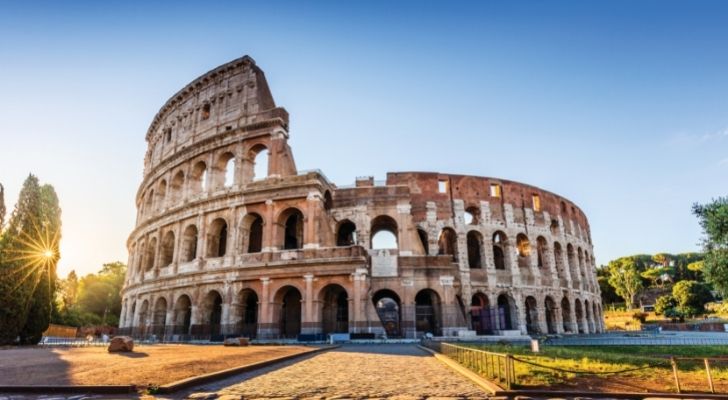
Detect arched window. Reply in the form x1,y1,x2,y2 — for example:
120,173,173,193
417,228,429,255
191,161,207,194
464,206,480,225
201,103,211,120
516,234,531,268
336,220,357,246
161,231,175,267
492,231,507,270
438,228,458,261
181,225,198,262
251,145,269,181
467,231,483,268
145,190,154,215
156,180,167,210
242,213,264,253
279,208,304,250
370,215,398,249
170,171,185,204
207,218,228,257
215,152,235,188
536,236,548,269
144,237,157,272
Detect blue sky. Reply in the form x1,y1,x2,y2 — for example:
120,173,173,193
1,1,726,277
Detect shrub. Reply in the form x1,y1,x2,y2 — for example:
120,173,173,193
632,312,648,323
655,295,677,316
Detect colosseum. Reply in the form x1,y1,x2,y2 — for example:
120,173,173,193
119,55,604,341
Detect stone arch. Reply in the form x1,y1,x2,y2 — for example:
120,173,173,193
181,224,198,262
492,231,508,270
207,218,228,257
466,230,483,269
169,170,185,204
415,289,442,336
584,299,593,333
577,247,586,282
319,284,349,335
417,227,429,255
173,294,192,335
161,231,175,267
554,242,565,280
237,288,258,338
190,160,207,194
470,292,491,334
156,179,167,211
153,297,168,336
567,244,578,286
201,290,224,336
323,190,333,211
438,227,458,261
561,296,573,333
278,208,304,250
241,213,264,253
144,237,157,272
215,151,236,188
372,289,402,338
274,285,302,338
336,219,357,246
370,215,398,249
574,298,585,333
496,293,517,330
250,144,269,181
464,205,480,225
525,295,540,334
138,299,150,328
545,296,557,334
516,233,531,268
144,189,154,215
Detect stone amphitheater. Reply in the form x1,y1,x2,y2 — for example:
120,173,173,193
119,55,603,341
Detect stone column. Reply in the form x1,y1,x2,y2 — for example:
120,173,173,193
302,274,315,334
515,292,527,335
304,193,319,249
536,301,548,334
258,277,271,338
196,213,206,269
554,304,564,334
263,199,275,252
352,268,367,333
568,298,578,334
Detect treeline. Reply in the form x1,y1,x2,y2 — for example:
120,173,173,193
53,262,126,327
599,197,728,319
0,175,62,345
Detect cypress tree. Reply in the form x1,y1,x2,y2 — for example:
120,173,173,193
0,175,61,345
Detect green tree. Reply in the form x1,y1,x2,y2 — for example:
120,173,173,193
654,294,677,315
0,176,62,344
597,266,620,304
0,183,5,230
607,258,644,308
693,197,728,297
60,270,78,310
672,280,713,317
76,262,126,326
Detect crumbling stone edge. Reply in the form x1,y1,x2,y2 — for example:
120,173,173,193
155,345,339,394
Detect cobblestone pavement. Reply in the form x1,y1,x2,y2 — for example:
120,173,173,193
167,344,487,399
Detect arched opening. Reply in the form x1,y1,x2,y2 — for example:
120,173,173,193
554,242,565,279
516,234,531,268
323,191,333,211
320,284,349,335
574,299,585,334
153,297,167,337
373,289,401,338
438,228,458,261
207,218,228,257
144,190,154,215
584,299,592,333
161,231,175,267
252,145,269,181
190,161,207,194
201,103,211,120
536,236,548,269
170,170,185,204
237,289,258,338
467,231,483,269
545,296,557,334
181,225,198,262
592,302,599,332
370,215,398,249
138,300,150,331
464,206,480,225
415,289,442,336
493,232,507,270
417,228,429,255
497,294,515,330
561,297,573,333
173,295,192,335
144,238,157,272
525,296,539,334
276,286,302,338
216,152,236,188
336,220,357,246
567,244,578,286
242,213,264,253
135,242,145,276
156,180,167,211
279,208,304,250
203,291,223,337
470,293,492,335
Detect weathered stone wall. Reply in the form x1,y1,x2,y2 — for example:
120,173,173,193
120,56,604,340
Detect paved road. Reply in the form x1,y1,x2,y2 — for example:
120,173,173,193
170,344,487,400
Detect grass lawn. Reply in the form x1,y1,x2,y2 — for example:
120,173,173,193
465,344,728,394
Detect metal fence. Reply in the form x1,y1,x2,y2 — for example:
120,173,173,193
422,340,515,389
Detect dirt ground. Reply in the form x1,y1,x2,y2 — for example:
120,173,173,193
0,344,312,387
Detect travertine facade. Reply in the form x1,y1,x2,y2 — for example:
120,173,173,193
119,56,603,340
